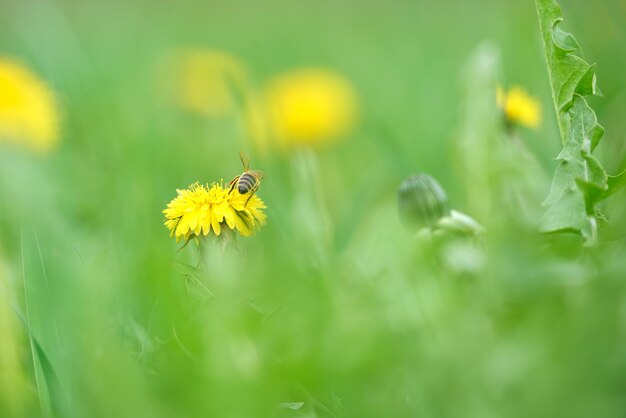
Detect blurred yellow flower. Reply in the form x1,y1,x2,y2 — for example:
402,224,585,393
163,182,266,242
159,48,248,118
0,56,59,152
264,68,357,147
496,85,541,129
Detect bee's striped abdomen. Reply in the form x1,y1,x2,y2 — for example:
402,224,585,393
237,172,257,194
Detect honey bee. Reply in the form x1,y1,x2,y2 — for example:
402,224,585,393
228,152,264,203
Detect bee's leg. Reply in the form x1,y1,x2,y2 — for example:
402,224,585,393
227,176,239,194
244,185,259,206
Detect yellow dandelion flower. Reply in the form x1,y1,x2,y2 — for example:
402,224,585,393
163,182,267,243
0,56,60,152
264,68,358,148
496,85,541,129
158,48,248,118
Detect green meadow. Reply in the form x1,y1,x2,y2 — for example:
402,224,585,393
1,0,626,417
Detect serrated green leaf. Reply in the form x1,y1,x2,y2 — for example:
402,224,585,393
556,58,592,112
603,170,626,199
553,24,580,52
568,95,603,155
543,159,583,206
576,178,606,214
536,0,611,242
581,153,608,189
575,64,598,96
540,187,592,239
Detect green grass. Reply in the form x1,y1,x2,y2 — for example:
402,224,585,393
1,0,626,417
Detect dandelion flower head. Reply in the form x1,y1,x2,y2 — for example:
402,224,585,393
163,182,266,242
0,56,60,152
496,85,541,129
159,48,248,118
264,68,357,148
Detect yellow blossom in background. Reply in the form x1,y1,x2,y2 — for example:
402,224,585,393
158,48,249,118
0,56,60,152
264,68,358,148
496,85,541,129
163,182,266,243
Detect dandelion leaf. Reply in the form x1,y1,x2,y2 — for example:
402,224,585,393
604,170,626,199
541,187,592,239
535,0,613,242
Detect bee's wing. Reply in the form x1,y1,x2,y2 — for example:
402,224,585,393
239,151,250,171
253,170,266,181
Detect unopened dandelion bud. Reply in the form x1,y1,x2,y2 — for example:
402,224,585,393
398,174,450,230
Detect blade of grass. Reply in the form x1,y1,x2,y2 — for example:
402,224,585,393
20,231,53,418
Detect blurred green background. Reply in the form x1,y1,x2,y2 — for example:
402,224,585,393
1,0,626,417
